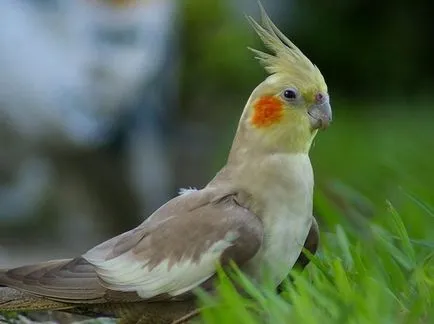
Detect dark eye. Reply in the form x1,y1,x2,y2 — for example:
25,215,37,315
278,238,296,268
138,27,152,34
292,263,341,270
282,88,298,100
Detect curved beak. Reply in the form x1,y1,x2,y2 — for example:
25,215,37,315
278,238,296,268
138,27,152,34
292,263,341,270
308,101,332,130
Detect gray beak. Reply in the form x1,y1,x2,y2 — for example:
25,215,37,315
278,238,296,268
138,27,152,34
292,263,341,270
308,101,332,130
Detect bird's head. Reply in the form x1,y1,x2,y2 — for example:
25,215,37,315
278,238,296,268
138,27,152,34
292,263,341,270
235,8,332,155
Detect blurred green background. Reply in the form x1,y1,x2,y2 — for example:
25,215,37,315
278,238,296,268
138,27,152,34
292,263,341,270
0,0,434,322
1,0,433,265
180,2,434,322
180,0,434,223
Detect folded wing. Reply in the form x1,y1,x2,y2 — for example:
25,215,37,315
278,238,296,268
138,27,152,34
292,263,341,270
0,189,263,304
84,190,263,299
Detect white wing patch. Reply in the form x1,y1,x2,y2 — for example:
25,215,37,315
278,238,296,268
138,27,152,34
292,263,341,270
178,187,197,195
84,231,238,299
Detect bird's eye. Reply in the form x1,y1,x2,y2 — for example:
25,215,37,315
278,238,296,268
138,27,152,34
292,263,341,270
282,88,298,101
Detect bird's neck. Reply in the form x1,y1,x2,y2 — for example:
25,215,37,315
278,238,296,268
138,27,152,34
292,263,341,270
226,124,314,165
209,141,314,214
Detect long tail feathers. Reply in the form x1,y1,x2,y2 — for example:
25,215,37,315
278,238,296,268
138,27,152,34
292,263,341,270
0,257,105,312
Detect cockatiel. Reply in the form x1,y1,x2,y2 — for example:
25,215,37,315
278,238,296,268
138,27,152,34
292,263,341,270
0,6,331,324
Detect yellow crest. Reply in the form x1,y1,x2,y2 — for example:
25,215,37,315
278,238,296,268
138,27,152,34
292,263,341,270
248,3,325,87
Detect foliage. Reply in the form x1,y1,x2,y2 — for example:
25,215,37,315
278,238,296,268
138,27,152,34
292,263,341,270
196,188,434,323
197,101,434,323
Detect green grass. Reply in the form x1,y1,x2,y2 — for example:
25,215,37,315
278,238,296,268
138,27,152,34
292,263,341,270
199,103,434,324
195,192,434,324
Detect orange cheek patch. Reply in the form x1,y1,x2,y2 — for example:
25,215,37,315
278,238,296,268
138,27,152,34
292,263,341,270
251,96,284,128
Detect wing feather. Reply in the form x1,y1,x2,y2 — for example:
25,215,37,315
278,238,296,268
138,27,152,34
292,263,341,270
0,188,263,304
0,258,105,302
84,190,263,299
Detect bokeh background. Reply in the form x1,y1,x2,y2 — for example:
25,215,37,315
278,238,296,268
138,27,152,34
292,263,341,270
0,0,433,267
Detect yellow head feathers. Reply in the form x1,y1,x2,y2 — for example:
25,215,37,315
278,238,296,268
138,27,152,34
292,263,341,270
247,5,326,90
228,4,331,158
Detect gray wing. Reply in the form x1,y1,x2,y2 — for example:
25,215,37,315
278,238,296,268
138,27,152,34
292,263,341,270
0,258,105,303
84,190,264,299
0,189,263,303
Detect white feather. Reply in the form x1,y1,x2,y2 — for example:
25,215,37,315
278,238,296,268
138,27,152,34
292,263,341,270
178,187,198,195
84,232,237,298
